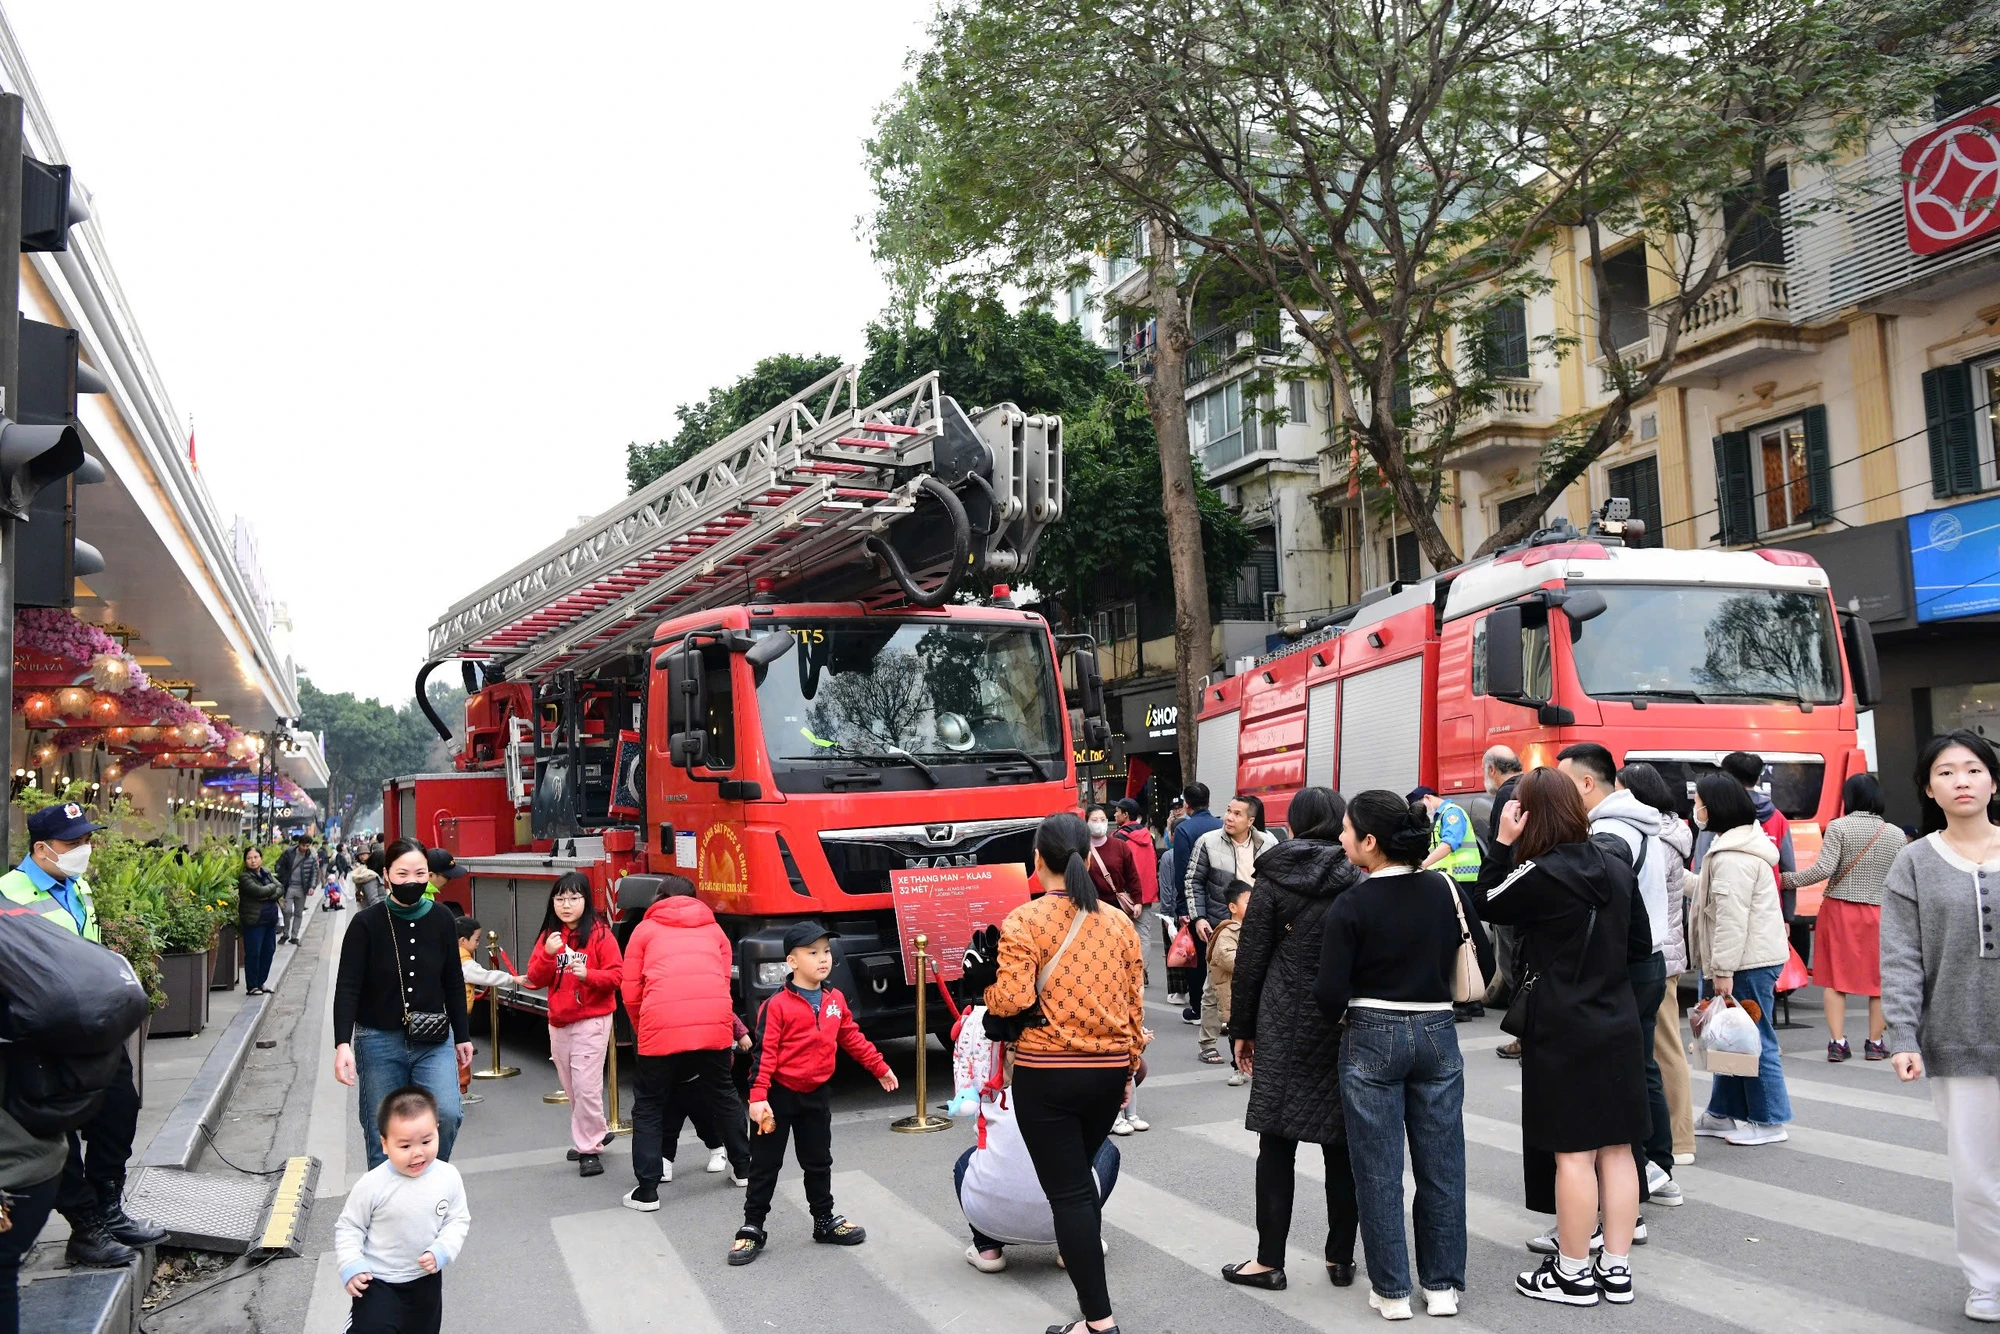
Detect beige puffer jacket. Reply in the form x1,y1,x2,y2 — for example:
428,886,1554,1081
1690,823,1787,981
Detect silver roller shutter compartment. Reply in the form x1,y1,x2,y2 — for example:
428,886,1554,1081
1305,680,1339,788
1196,712,1239,808
1337,656,1424,797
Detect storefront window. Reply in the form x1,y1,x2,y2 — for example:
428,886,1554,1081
1930,681,2000,743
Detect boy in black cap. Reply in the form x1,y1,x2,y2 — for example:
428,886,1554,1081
729,920,897,1266
425,848,468,903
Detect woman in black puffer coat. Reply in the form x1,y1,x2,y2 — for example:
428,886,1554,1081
1221,786,1365,1292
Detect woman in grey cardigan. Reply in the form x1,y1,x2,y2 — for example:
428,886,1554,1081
1881,729,2000,1326
1784,773,1905,1062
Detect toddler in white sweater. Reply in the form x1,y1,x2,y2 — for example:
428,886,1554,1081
335,1086,470,1334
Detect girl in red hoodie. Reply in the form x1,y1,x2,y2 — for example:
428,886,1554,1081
524,873,624,1176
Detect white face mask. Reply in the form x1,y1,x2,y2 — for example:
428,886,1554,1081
54,844,92,879
1086,819,1109,838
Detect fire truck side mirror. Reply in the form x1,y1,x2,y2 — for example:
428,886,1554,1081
1063,647,1106,719
1484,604,1528,703
1552,588,1606,634
745,631,796,669
670,730,709,768
659,646,709,766
1837,608,1881,707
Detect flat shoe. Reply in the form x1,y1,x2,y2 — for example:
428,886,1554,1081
1329,1261,1357,1286
1222,1261,1287,1290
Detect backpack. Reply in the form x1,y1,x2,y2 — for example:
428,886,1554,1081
2,1041,122,1135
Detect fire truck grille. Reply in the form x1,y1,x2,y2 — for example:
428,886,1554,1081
819,822,1038,897
1641,758,1826,821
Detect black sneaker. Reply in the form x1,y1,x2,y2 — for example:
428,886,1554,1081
1516,1255,1600,1306
812,1215,866,1246
622,1183,660,1212
1592,1254,1634,1305
1181,1005,1200,1025
578,1153,604,1177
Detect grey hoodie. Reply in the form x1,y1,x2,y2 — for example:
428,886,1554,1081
1881,834,2000,1075
1590,789,1669,955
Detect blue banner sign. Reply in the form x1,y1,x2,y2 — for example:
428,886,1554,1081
1911,495,2000,623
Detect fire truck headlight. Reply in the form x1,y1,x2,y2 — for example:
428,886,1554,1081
755,962,792,988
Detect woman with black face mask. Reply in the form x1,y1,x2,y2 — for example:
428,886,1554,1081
331,837,473,1170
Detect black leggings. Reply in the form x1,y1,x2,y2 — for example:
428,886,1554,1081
1011,1064,1128,1323
1255,1133,1358,1269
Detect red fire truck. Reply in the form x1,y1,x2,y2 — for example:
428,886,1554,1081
384,366,1104,1034
1193,502,1882,920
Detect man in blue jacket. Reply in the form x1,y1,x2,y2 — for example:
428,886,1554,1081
1169,783,1222,1024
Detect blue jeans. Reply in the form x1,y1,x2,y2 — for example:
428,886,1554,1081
1340,1008,1468,1299
953,1139,1120,1252
352,1024,462,1171
1705,964,1792,1125
241,921,277,991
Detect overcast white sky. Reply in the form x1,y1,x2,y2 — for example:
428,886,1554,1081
7,0,935,705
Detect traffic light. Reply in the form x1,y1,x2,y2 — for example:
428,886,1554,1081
19,156,84,252
12,315,101,606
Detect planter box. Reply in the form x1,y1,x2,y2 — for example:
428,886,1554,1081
210,924,240,990
153,950,212,1038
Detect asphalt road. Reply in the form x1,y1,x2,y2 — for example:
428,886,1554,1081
169,903,1965,1334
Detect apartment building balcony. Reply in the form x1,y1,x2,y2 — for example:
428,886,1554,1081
1431,377,1558,469
1186,322,1285,391
1644,261,1809,383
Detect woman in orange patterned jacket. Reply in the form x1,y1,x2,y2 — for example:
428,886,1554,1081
984,812,1146,1334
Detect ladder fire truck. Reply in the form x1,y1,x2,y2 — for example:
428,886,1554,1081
1193,502,1883,921
383,365,1105,1034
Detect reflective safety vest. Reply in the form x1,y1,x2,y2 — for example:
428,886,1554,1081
1430,801,1483,884
0,866,101,942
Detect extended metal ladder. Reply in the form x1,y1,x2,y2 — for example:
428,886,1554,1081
426,366,1060,679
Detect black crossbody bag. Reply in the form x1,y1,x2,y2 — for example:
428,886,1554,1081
393,915,452,1045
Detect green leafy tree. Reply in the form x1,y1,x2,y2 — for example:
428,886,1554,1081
627,353,845,492
298,677,460,823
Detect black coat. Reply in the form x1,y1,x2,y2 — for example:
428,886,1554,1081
1475,840,1647,1163
1228,837,1363,1144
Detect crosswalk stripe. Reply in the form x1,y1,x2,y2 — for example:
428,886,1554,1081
552,1207,729,1333
1104,1171,1503,1333
1457,1112,1954,1264
1180,1121,1947,1333
1780,1123,1951,1182
782,1170,1070,1332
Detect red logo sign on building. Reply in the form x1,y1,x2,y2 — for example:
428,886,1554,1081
1904,105,2000,257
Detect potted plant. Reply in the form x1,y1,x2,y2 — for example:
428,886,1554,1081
151,876,222,1038
190,845,244,990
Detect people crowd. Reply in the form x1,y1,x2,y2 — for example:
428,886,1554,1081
50,737,1953,1334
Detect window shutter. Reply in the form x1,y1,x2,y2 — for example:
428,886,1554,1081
1924,364,1980,497
1712,432,1754,545
1801,405,1832,523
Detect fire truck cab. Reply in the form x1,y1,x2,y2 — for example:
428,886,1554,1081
1196,507,1881,917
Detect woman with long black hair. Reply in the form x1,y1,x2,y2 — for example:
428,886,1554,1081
1317,790,1492,1321
1222,786,1364,1292
982,812,1146,1334
332,837,473,1170
1476,768,1647,1307
524,871,625,1177
1882,729,2000,1324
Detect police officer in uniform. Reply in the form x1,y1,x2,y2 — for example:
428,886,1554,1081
1409,785,1487,1021
0,803,169,1266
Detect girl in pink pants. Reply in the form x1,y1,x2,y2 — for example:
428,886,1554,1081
525,873,625,1176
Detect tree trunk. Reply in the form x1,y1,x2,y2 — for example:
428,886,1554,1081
1143,215,1212,788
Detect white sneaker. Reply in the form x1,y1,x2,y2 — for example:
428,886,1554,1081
661,1158,673,1183
964,1244,1007,1273
706,1147,727,1174
1228,1071,1248,1087
1422,1287,1458,1317
1124,1113,1149,1132
1369,1291,1414,1321
729,1168,748,1187
1672,1151,1695,1166
1644,1161,1684,1206
1693,1111,1736,1139
1111,1114,1134,1136
1167,991,1188,1006
621,1184,660,1212
1722,1121,1788,1146
1967,1291,2000,1323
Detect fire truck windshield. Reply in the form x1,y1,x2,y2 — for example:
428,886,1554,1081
753,620,1065,779
1567,584,1843,705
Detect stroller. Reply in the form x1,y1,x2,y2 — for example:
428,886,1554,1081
323,876,345,911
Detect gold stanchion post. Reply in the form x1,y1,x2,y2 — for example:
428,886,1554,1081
472,931,520,1082
892,933,952,1134
605,1018,632,1136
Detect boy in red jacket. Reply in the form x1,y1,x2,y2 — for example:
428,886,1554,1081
729,921,897,1266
